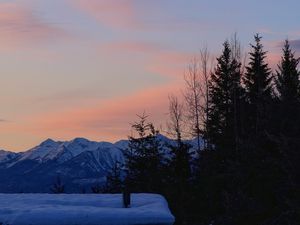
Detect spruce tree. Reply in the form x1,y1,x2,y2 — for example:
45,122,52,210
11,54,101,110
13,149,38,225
125,114,164,193
207,41,242,151
275,39,300,103
199,41,245,224
243,34,273,136
274,39,300,136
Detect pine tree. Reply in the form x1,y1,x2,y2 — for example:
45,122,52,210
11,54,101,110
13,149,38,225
274,39,300,137
243,34,273,136
207,41,243,151
125,113,164,193
196,42,247,224
275,39,300,103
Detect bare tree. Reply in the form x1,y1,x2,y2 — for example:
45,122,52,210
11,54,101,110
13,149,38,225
167,94,185,143
230,32,247,76
199,47,214,149
184,47,213,151
184,57,201,152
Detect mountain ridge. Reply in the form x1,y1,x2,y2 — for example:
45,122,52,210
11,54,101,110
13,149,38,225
0,135,200,193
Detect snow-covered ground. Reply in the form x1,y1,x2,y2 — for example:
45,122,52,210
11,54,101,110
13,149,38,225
0,193,174,225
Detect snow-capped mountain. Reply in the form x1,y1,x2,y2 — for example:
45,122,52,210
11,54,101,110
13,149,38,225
0,135,199,193
0,137,128,193
0,150,19,163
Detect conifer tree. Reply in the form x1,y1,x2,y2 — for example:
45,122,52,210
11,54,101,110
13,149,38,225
274,39,300,136
125,113,164,193
207,41,242,151
275,39,300,103
243,34,273,135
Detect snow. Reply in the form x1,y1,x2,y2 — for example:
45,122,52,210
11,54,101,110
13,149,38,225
0,150,18,163
9,138,125,165
0,193,175,225
17,139,61,163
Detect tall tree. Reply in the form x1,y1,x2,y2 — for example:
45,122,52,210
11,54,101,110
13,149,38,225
243,34,273,136
207,41,242,151
184,47,212,151
275,40,300,103
275,39,300,103
184,58,202,152
274,39,300,137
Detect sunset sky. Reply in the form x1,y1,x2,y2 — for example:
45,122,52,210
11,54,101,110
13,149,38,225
1,0,300,151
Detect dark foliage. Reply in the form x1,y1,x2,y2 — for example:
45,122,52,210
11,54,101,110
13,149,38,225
274,39,300,137
105,161,123,193
91,183,103,193
123,34,299,225
125,113,165,193
243,34,273,137
50,176,65,194
207,40,243,152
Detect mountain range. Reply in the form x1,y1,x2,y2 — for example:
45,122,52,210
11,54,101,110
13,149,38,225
0,135,193,193
0,137,128,193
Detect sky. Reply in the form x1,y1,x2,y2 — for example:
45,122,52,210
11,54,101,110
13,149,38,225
0,0,300,152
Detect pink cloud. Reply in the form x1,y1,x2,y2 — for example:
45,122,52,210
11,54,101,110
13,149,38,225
100,40,192,78
147,51,191,77
72,0,140,29
0,2,68,50
100,41,164,55
11,81,182,145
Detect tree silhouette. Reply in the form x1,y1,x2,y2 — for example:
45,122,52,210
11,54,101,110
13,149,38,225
50,176,65,194
105,161,123,193
207,40,243,152
243,34,273,136
125,113,164,193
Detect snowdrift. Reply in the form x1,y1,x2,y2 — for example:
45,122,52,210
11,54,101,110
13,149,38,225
0,193,175,225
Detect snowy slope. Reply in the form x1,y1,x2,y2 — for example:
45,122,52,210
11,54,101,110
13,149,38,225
0,150,18,163
0,193,175,225
17,139,62,163
0,137,127,193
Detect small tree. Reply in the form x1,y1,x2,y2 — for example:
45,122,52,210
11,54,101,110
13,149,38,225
105,161,123,193
50,176,65,194
91,183,103,193
125,113,164,193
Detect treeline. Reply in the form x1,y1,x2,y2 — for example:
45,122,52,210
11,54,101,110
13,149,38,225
112,34,300,225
